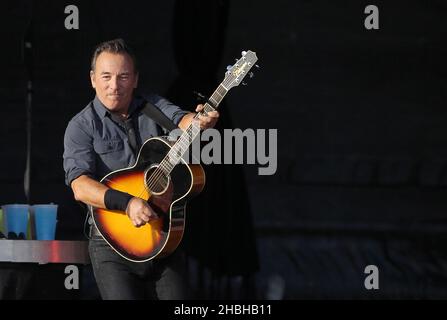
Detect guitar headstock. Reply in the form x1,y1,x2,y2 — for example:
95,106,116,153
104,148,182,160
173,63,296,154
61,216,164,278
222,50,258,90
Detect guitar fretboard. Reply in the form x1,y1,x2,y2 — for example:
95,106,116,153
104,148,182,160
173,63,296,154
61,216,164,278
145,49,257,190
154,84,228,181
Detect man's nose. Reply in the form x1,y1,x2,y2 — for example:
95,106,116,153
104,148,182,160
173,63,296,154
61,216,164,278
109,76,119,90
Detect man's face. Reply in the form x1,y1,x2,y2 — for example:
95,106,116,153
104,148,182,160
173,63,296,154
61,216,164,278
90,52,139,114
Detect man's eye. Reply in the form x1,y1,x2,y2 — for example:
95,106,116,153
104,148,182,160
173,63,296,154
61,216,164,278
120,76,129,80
102,76,110,80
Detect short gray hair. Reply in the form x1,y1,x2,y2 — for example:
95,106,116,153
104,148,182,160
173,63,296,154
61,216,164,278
91,38,138,72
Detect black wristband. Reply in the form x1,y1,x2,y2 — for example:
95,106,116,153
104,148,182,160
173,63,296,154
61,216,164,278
104,189,133,211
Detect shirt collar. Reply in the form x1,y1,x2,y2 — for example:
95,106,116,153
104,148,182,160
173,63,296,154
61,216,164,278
93,95,143,118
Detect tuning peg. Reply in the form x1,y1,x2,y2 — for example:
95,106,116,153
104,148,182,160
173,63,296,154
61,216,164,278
241,51,247,56
255,64,260,69
226,65,233,71
242,81,248,86
248,72,254,78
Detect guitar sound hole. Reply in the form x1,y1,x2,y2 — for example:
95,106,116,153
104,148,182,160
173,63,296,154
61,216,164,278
144,166,170,195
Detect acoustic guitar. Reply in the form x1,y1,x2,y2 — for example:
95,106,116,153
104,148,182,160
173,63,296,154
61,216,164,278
90,50,258,262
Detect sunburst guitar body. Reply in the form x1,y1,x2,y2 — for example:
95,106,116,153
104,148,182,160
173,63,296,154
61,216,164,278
91,137,204,262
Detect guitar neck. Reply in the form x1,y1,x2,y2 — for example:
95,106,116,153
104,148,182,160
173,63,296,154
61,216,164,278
160,83,229,174
204,83,228,112
153,49,258,177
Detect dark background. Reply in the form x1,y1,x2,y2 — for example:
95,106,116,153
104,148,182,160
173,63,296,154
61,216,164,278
1,0,447,299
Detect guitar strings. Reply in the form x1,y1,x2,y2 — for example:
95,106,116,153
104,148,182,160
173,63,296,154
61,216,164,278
135,77,233,200
142,84,226,194
141,53,255,195
139,108,206,197
140,81,231,198
140,119,198,196
143,99,218,194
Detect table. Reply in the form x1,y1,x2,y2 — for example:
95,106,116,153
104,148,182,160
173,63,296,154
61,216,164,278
0,240,90,264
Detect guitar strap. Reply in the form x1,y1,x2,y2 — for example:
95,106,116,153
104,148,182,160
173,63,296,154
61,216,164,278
141,99,178,133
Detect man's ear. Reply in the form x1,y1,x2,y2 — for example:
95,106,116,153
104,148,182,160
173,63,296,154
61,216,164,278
90,70,96,89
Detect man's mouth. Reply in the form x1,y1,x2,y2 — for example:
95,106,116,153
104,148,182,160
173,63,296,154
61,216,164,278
108,93,122,98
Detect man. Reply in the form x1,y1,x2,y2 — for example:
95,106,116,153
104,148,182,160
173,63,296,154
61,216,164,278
63,38,219,299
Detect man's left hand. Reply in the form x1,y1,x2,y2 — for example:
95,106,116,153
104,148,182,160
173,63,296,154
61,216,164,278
195,104,219,130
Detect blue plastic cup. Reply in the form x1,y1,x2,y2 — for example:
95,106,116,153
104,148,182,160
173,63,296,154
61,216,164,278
0,208,4,234
33,204,58,240
2,204,29,239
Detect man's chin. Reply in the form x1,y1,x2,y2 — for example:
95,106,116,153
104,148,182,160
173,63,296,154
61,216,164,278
104,97,128,112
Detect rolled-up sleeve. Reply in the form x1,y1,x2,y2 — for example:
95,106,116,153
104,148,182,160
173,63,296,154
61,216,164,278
63,118,96,186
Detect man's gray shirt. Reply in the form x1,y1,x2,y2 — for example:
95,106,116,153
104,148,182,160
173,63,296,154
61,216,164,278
63,94,188,186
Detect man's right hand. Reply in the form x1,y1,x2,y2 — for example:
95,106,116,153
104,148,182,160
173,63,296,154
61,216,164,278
125,197,158,227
